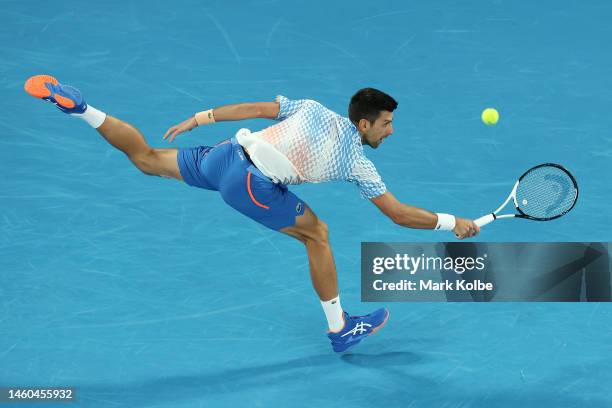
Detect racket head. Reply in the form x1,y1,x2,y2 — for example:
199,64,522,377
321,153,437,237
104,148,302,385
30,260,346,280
514,163,578,221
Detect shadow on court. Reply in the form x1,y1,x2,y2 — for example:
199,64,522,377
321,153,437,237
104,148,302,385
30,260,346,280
75,351,424,406
340,350,422,367
73,352,609,408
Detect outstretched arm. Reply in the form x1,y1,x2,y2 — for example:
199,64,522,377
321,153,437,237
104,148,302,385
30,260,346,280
163,101,280,142
370,191,479,239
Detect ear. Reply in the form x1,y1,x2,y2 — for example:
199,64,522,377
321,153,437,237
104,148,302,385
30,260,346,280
357,118,371,132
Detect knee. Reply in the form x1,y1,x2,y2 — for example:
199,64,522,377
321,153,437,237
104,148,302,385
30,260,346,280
131,149,157,176
306,219,329,246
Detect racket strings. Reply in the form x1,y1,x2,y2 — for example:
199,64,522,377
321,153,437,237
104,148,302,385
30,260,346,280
515,165,577,220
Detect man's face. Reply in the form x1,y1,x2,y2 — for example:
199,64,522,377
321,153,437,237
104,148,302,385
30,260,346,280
359,111,394,149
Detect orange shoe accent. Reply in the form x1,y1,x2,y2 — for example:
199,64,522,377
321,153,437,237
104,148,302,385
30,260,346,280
368,309,390,336
54,94,75,108
24,75,58,99
247,172,270,209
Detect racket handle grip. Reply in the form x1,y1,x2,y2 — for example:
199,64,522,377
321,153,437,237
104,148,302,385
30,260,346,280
474,214,495,227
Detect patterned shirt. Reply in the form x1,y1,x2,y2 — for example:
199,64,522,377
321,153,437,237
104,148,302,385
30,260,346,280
244,95,387,199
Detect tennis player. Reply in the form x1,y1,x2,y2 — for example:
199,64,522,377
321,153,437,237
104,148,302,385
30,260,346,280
25,75,479,352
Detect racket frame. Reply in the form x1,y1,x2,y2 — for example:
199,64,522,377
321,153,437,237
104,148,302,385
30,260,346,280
474,163,579,227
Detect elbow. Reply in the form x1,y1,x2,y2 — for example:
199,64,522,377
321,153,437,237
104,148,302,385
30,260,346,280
389,211,403,226
254,103,277,119
253,104,266,118
247,103,264,118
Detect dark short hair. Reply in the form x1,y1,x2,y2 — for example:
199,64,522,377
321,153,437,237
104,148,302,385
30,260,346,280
348,88,398,125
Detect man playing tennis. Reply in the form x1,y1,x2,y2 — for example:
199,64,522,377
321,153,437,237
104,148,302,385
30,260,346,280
25,75,479,352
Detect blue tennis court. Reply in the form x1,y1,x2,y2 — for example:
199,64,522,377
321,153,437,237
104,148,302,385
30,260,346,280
1,0,611,407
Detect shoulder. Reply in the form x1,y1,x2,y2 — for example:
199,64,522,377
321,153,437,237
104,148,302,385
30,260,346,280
276,95,319,107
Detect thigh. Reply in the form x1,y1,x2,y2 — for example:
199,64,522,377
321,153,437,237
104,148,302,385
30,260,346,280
219,166,306,231
177,143,234,189
150,148,183,180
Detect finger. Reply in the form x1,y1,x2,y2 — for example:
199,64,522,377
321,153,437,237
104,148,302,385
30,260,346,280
170,130,181,142
163,127,175,140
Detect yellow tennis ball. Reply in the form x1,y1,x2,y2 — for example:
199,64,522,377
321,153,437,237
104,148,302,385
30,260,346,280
481,108,499,125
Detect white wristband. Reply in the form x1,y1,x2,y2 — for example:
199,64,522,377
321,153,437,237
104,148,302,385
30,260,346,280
195,109,216,126
435,213,456,231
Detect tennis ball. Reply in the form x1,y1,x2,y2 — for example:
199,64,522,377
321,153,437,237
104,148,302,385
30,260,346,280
481,108,499,125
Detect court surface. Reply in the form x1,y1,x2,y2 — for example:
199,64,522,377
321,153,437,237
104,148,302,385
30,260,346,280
1,0,611,407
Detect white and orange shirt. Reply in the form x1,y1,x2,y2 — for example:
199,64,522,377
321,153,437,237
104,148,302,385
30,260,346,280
236,95,387,199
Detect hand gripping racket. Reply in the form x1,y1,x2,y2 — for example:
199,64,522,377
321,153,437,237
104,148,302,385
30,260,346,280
474,163,579,228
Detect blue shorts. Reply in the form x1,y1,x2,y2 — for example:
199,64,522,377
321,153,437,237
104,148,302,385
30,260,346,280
177,138,306,230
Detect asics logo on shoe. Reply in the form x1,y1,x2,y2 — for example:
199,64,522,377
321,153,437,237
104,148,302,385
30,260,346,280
341,322,372,337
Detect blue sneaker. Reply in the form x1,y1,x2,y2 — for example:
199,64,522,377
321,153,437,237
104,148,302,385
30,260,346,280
24,75,87,114
327,308,389,352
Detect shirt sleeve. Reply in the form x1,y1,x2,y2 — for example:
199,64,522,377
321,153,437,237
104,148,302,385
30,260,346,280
348,155,387,199
275,95,309,121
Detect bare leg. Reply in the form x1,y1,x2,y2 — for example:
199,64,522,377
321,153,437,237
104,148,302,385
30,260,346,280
281,207,338,301
96,115,182,180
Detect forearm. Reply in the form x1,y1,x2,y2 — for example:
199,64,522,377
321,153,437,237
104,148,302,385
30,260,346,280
211,103,262,122
164,102,277,142
393,203,438,229
372,192,473,237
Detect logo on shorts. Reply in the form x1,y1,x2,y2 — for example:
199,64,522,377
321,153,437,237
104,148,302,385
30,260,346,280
296,202,303,213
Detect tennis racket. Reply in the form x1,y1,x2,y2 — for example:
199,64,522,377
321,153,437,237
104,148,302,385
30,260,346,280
474,163,578,227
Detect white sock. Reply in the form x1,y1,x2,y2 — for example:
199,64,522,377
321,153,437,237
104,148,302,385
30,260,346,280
72,105,107,129
321,295,345,332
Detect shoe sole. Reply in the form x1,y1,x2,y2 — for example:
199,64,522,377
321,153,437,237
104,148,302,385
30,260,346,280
24,75,76,109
